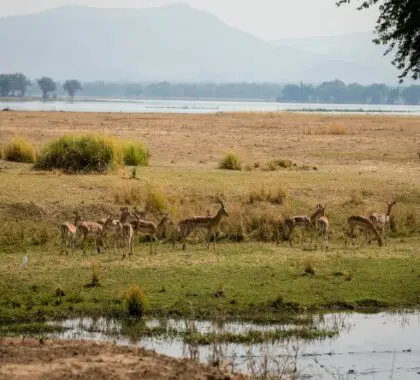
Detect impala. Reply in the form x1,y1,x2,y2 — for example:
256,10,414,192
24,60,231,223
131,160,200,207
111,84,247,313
76,212,106,255
281,204,326,247
176,195,229,251
102,214,124,248
119,207,170,256
347,215,383,247
369,200,396,242
60,211,81,254
317,215,329,250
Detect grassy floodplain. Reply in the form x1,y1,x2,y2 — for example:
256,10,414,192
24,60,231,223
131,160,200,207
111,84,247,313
0,111,420,326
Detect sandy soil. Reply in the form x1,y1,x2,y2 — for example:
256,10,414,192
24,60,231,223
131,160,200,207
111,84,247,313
0,338,247,380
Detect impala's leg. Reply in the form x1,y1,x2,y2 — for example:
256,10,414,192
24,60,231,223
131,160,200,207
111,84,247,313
153,235,159,255
128,234,133,258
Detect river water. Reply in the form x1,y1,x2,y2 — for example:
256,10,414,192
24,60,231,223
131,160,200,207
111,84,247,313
46,311,420,379
2,99,420,115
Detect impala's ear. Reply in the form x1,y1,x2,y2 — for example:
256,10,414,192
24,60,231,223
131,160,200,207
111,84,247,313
324,204,327,210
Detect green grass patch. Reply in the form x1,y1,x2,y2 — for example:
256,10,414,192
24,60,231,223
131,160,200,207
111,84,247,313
1,241,420,325
123,141,150,166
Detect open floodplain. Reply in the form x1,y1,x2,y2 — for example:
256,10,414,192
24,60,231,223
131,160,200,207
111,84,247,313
1,111,420,379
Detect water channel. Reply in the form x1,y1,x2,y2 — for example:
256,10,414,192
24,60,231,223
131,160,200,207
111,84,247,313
2,99,420,115
42,311,420,379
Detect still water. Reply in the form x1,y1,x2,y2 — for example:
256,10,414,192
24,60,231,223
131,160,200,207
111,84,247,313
47,311,420,379
2,99,420,115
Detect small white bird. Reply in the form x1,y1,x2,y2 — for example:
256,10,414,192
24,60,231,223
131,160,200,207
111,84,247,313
22,255,29,268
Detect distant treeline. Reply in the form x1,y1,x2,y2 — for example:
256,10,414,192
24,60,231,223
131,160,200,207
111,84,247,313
1,73,420,105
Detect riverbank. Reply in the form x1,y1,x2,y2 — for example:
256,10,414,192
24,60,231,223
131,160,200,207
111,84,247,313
0,338,246,380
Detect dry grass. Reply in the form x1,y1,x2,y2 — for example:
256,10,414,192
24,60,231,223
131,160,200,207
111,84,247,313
1,112,419,168
326,123,347,135
2,136,37,163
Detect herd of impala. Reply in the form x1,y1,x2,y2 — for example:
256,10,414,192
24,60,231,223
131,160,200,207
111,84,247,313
60,195,396,257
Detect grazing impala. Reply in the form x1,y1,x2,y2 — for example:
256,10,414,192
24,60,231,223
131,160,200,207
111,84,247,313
281,204,326,247
369,200,396,242
60,211,81,254
176,195,229,251
347,215,383,247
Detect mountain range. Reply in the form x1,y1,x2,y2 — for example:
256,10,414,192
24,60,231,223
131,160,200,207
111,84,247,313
0,3,402,84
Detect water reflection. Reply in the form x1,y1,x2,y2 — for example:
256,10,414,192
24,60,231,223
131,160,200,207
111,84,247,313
47,311,420,379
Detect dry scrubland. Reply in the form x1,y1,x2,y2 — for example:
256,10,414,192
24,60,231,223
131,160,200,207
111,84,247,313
0,111,420,324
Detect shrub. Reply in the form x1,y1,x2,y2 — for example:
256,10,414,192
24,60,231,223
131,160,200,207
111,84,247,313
35,134,119,173
125,284,149,318
219,152,242,170
3,137,37,163
123,141,150,166
55,286,65,297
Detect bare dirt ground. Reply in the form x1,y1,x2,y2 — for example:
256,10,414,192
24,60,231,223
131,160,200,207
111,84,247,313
0,338,247,380
1,111,419,167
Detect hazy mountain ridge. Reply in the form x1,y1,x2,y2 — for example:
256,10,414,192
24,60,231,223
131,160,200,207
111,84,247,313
0,4,401,83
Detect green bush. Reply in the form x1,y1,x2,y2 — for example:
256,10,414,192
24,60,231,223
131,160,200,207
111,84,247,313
219,152,242,170
123,142,150,166
3,137,37,163
125,284,149,318
35,135,118,173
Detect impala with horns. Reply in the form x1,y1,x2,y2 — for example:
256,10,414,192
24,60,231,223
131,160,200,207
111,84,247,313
281,204,326,247
176,195,229,251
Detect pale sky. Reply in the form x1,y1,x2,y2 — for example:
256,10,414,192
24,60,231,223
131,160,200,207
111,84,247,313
0,0,378,40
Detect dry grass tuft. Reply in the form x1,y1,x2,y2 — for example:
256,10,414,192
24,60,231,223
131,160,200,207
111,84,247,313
247,185,288,205
144,183,168,213
2,136,37,163
219,152,242,171
124,284,149,318
303,256,315,275
326,123,347,135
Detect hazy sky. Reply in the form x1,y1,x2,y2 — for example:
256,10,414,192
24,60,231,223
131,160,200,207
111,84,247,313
0,0,378,40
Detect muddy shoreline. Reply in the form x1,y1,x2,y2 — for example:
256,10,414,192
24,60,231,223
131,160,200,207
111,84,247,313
0,338,247,380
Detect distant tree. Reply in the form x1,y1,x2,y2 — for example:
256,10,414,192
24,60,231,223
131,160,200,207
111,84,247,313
280,83,312,102
0,74,12,97
37,77,56,100
10,73,31,97
315,80,347,103
346,83,367,103
401,85,420,105
63,79,83,101
337,0,420,82
385,87,401,104
364,83,388,104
